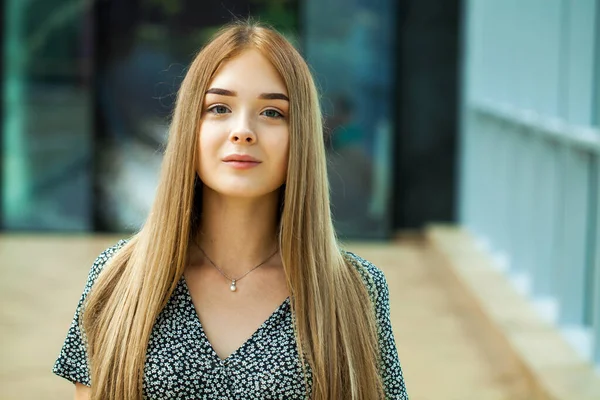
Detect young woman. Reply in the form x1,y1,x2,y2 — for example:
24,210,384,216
53,21,409,400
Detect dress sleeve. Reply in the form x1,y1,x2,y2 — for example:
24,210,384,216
344,251,410,400
52,240,128,386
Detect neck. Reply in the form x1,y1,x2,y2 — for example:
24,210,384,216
192,185,281,276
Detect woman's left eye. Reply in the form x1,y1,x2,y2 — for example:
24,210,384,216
261,109,284,119
208,105,230,114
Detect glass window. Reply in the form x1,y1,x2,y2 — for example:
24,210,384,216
594,0,600,127
304,0,397,238
92,0,299,232
2,0,94,231
1,0,299,232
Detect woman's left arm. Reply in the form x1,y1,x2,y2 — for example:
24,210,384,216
344,251,410,399
371,267,410,400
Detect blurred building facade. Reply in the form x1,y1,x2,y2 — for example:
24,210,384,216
0,0,462,238
0,0,598,378
460,0,600,367
1,0,303,232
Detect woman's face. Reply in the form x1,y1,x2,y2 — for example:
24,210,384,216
197,49,290,199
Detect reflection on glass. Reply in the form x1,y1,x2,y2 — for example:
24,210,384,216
94,0,298,232
305,1,396,238
2,0,93,231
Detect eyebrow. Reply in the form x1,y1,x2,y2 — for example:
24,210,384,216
259,92,289,101
206,87,289,102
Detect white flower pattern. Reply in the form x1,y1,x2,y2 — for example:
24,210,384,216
53,240,409,399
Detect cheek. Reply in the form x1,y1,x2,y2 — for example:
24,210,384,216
196,129,219,176
273,130,290,163
282,140,290,168
276,134,290,178
197,124,220,157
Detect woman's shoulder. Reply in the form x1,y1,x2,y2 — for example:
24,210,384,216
83,239,129,291
342,250,389,305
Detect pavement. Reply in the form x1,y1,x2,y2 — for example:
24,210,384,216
0,234,542,400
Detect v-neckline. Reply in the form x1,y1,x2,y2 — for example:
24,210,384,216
180,276,291,363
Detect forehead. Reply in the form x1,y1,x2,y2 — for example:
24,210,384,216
207,49,288,95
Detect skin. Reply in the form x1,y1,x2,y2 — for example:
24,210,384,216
186,48,291,360
74,49,290,399
74,383,90,398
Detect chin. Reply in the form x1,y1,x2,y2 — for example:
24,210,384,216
206,181,284,199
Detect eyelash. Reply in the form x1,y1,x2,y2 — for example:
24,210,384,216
261,109,284,119
206,105,228,114
206,105,284,119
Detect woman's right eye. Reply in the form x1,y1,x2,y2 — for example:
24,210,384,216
207,105,230,114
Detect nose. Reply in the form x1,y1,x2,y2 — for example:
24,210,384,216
229,130,256,144
229,115,257,145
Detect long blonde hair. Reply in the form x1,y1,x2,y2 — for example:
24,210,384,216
83,21,384,400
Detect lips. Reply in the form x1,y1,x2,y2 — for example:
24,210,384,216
222,154,261,170
222,154,260,163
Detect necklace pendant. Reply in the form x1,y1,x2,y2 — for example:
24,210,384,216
230,280,237,292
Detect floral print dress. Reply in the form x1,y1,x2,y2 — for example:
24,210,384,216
53,240,409,399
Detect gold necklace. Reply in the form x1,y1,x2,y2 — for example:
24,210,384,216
192,238,278,292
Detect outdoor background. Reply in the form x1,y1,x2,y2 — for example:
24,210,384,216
1,0,600,399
